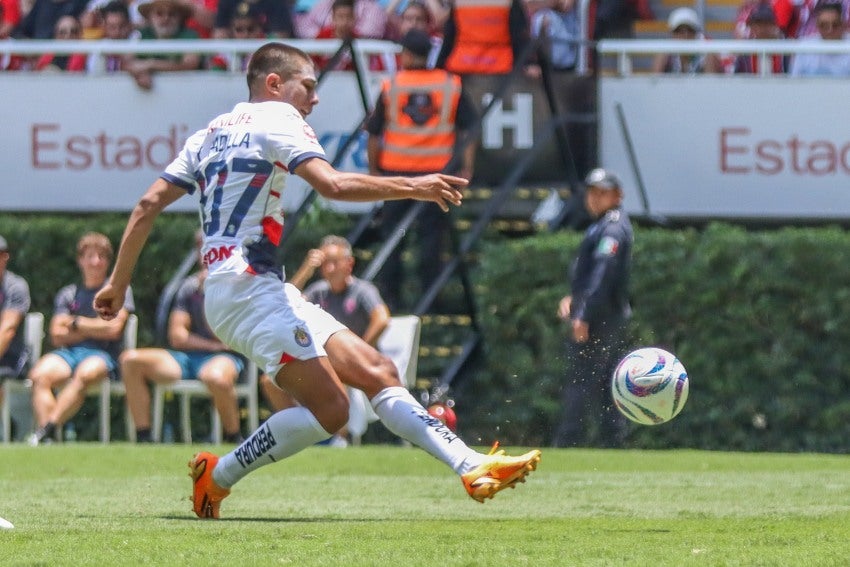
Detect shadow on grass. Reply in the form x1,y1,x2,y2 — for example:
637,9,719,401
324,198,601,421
158,515,386,523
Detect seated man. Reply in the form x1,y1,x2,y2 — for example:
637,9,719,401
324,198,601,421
260,235,390,445
28,232,134,445
120,260,245,443
0,235,32,437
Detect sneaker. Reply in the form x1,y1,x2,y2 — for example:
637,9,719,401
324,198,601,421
461,441,542,503
188,452,231,519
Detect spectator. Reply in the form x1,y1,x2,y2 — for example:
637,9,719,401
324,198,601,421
120,241,245,444
552,168,632,448
385,0,446,40
0,236,33,434
261,235,392,446
734,0,798,39
28,232,135,446
213,0,294,39
734,2,789,74
35,15,89,72
123,0,202,90
208,3,266,71
15,0,88,39
651,7,723,74
790,1,850,76
0,0,22,39
531,0,579,72
88,0,135,73
296,0,386,39
311,0,385,71
436,0,541,77
795,0,850,38
367,29,477,311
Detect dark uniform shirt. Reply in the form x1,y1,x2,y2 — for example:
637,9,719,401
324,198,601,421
303,277,385,339
54,283,135,359
0,270,31,372
570,207,633,325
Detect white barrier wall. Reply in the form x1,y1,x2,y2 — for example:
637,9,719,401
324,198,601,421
1,71,382,212
600,75,850,220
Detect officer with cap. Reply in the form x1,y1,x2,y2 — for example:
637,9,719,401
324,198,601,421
553,168,633,448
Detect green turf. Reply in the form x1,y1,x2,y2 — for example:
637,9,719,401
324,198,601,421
0,445,848,566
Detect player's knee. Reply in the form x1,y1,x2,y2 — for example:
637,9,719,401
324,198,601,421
320,388,350,433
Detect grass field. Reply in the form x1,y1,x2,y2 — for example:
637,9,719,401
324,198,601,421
1,445,848,566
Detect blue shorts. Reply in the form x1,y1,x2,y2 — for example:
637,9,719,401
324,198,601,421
52,347,118,378
167,350,245,380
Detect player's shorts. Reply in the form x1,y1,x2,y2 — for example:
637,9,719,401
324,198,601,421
204,271,346,377
52,346,118,377
167,350,246,380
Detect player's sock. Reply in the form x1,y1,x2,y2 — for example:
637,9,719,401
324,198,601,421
212,406,332,488
371,386,483,475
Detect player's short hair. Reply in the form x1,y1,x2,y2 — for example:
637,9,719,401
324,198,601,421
332,0,354,12
319,235,352,257
101,0,130,20
77,232,114,261
246,42,313,96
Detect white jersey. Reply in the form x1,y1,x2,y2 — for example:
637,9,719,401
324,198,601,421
162,100,327,278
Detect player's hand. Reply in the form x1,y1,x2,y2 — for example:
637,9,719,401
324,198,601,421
412,174,466,212
557,295,572,320
93,283,125,320
572,319,589,344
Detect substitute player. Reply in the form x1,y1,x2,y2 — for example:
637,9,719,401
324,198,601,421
94,42,540,519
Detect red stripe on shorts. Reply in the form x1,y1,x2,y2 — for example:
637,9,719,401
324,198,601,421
279,352,295,365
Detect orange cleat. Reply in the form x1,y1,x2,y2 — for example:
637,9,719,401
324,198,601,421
188,452,231,519
461,442,542,503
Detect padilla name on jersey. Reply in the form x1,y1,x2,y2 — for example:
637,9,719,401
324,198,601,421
161,101,326,278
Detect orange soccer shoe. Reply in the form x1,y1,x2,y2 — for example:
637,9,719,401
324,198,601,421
188,452,231,519
461,442,542,503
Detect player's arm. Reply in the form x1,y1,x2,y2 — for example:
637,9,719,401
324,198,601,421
95,179,185,320
294,157,466,212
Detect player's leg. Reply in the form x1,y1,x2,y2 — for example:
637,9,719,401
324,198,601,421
326,330,542,502
259,372,299,412
120,348,182,441
196,354,242,442
28,352,73,427
208,356,346,489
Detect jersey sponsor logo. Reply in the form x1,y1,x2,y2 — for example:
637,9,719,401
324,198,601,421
302,124,318,141
233,422,278,467
207,112,254,131
294,326,312,348
597,236,619,256
203,244,236,266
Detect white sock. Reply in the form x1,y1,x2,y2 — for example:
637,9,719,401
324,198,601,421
213,406,332,488
370,386,482,475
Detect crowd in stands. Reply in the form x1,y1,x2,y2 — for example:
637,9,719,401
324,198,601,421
2,0,849,77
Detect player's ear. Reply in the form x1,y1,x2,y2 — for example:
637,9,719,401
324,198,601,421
265,72,282,96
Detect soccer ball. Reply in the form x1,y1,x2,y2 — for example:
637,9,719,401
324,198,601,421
611,347,689,425
427,402,457,432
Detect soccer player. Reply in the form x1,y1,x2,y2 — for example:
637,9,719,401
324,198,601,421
94,42,540,519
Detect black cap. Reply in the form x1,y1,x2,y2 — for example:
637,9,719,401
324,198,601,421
399,29,432,58
748,3,776,24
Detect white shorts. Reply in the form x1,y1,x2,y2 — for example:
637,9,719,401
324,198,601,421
204,271,346,376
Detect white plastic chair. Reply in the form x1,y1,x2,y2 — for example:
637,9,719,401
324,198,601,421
348,315,422,444
1,312,44,443
150,358,259,444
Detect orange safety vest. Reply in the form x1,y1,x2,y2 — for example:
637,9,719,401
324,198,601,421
379,69,462,173
445,0,514,74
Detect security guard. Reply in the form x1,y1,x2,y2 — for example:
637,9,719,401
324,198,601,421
553,168,633,448
366,28,477,310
